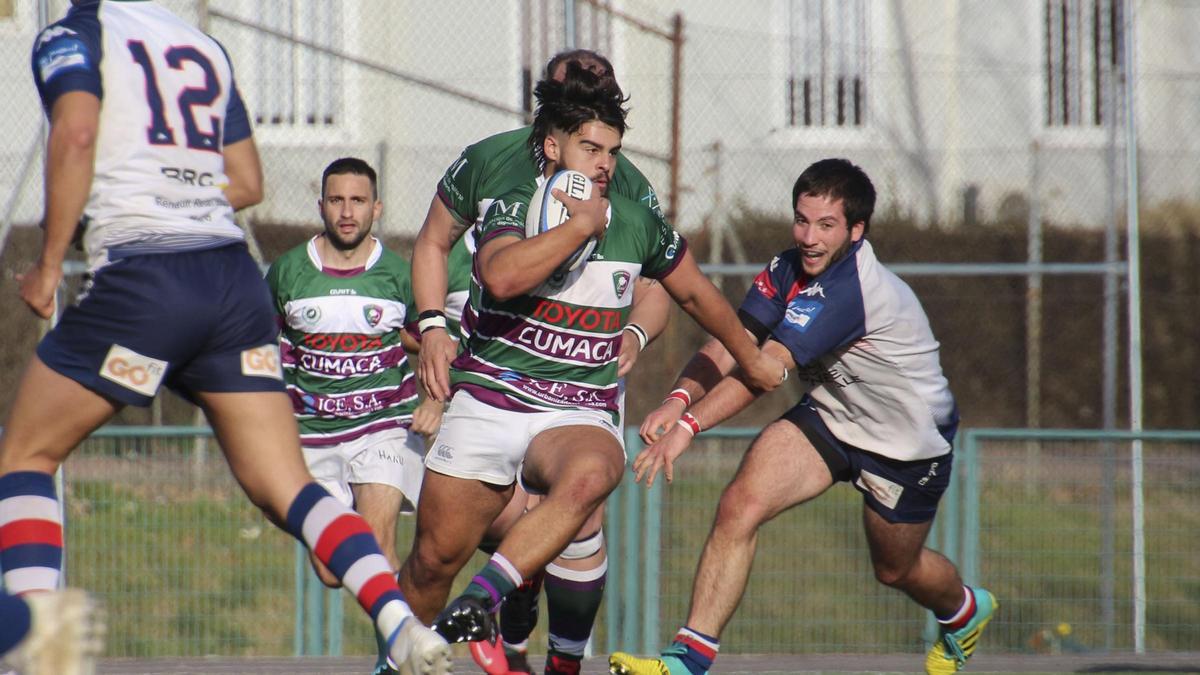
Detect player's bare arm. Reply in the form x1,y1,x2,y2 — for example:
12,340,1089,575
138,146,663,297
477,188,608,301
220,136,263,211
618,278,670,377
22,91,99,319
639,334,752,443
658,249,786,393
413,195,467,401
634,339,796,487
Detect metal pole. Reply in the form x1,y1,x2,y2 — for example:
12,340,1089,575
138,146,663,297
563,0,576,48
1024,141,1042,496
1121,0,1146,654
1100,3,1120,647
667,13,683,226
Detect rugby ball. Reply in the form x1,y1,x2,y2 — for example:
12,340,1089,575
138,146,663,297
524,170,598,272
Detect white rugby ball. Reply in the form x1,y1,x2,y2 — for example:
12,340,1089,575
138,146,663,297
524,170,597,272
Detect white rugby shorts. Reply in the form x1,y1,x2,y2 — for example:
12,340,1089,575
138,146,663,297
303,426,426,512
425,390,623,485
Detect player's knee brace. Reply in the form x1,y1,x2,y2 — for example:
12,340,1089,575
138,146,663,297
558,527,604,560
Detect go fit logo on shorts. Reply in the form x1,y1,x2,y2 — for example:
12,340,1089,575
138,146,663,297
241,344,283,380
99,344,168,397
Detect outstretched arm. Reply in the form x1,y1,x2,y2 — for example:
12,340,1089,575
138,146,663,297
633,339,797,487
638,334,745,443
659,249,786,394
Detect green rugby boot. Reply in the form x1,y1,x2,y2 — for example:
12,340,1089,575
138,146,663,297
925,587,998,674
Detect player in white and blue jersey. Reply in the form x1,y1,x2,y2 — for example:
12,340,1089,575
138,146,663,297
610,159,997,675
0,3,449,672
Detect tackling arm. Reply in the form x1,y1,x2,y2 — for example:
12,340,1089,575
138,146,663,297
633,340,797,486
659,249,785,393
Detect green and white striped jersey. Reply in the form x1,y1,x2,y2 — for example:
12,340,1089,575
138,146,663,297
266,236,418,446
451,183,686,425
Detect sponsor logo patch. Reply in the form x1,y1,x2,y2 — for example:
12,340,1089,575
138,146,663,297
99,345,167,397
37,38,89,83
856,469,904,510
241,344,283,380
783,299,824,331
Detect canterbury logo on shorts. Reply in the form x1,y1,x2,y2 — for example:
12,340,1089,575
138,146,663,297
99,344,168,396
241,344,283,380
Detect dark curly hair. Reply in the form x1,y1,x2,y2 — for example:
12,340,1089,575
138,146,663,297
791,158,876,234
529,60,630,161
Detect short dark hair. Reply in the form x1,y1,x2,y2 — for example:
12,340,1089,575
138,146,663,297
530,60,629,158
544,49,614,81
791,158,876,234
322,157,377,199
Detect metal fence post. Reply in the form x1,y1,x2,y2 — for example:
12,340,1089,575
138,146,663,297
621,462,642,652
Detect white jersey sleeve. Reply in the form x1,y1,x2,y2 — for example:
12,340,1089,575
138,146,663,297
32,0,251,270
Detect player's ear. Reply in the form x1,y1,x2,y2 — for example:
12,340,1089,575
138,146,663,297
850,221,865,242
543,134,560,163
373,200,383,220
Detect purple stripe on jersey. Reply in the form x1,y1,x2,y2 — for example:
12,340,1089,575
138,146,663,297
473,315,620,366
645,236,689,280
282,343,407,378
300,417,410,448
288,380,418,418
452,382,544,414
320,265,366,278
478,226,523,247
452,354,618,412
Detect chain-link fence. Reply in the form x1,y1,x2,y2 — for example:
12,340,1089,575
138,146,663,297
0,0,1198,660
1,0,1197,428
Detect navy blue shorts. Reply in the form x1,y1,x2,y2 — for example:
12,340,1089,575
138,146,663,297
781,401,954,524
37,244,285,407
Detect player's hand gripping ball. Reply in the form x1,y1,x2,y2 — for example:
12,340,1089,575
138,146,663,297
525,169,602,273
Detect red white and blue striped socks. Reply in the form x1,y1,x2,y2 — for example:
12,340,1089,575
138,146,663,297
0,471,63,595
284,482,414,645
671,626,719,675
937,585,977,631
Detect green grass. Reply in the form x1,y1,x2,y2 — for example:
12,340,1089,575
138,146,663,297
60,440,1200,657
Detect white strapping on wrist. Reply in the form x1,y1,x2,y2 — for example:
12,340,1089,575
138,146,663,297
624,323,649,351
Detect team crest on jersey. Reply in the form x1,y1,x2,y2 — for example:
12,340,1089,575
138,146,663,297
612,271,631,299
363,304,383,327
301,305,322,328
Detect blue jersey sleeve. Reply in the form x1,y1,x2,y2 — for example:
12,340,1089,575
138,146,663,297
213,39,252,145
223,83,252,145
738,252,796,339
31,4,103,112
768,243,867,366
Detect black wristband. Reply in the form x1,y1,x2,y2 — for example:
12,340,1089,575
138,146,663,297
418,309,446,320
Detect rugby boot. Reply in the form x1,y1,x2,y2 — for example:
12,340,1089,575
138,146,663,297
387,617,452,675
433,594,496,644
925,587,998,674
544,653,582,675
468,634,509,675
609,642,694,675
6,589,106,675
